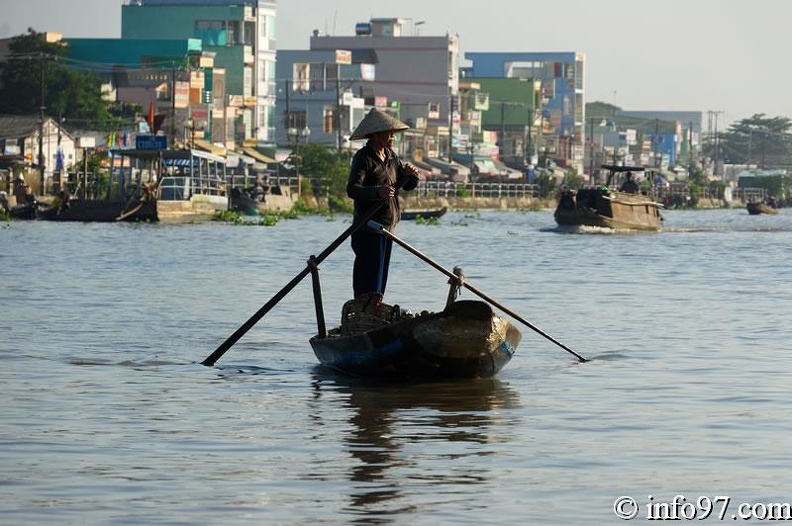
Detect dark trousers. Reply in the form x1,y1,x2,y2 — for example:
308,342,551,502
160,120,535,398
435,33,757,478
351,229,393,298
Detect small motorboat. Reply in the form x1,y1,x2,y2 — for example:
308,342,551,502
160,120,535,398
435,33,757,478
554,165,664,231
746,200,778,215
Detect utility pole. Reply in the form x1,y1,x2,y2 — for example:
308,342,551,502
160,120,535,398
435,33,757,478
170,64,177,145
688,120,694,176
654,118,660,168
500,101,506,156
447,89,454,163
588,117,595,183
707,110,724,177
38,53,46,195
335,70,342,151
285,79,292,131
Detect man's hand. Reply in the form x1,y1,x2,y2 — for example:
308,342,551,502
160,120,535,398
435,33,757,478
377,184,395,199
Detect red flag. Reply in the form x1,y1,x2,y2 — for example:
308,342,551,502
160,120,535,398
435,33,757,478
147,99,155,131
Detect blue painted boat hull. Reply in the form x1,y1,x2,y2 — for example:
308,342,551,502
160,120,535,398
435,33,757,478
310,300,521,379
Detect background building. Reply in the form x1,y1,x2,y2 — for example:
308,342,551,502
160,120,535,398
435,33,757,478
274,48,370,151
121,0,277,146
462,51,586,173
308,17,460,162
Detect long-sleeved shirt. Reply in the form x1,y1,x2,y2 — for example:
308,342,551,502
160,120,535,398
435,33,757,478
347,144,419,230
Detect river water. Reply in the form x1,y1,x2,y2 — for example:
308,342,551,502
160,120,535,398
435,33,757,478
2,208,791,525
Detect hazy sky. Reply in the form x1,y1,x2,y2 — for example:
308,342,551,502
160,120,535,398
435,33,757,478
1,0,789,128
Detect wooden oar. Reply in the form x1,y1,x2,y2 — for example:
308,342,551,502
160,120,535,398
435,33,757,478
200,203,385,366
369,221,588,363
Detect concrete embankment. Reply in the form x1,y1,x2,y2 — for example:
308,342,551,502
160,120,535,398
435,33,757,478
401,195,551,210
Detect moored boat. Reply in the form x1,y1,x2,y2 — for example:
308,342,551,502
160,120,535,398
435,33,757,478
0,191,37,220
36,192,157,222
400,206,447,221
229,184,295,215
554,165,664,231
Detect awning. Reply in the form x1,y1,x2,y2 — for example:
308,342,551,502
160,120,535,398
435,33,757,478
163,158,199,167
241,147,275,164
226,152,256,168
193,139,227,157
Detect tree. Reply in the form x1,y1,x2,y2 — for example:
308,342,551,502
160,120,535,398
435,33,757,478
709,114,792,168
0,29,119,129
288,143,353,211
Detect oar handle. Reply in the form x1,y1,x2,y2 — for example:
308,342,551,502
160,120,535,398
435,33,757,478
368,221,588,363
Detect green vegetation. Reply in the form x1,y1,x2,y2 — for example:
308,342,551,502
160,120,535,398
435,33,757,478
533,171,557,199
710,114,792,167
414,215,441,226
212,199,339,226
0,30,122,129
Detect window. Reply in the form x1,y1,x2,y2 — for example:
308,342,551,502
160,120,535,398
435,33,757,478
324,108,336,133
194,20,226,46
288,110,306,132
294,64,309,92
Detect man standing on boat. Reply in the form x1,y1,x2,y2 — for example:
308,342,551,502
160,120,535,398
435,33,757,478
346,108,421,312
619,172,640,194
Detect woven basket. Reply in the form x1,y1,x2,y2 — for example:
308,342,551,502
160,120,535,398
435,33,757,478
339,297,404,335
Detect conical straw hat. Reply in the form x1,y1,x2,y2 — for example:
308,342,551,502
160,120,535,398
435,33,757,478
350,108,410,140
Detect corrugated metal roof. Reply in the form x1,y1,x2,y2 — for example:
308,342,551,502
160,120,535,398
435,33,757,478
193,138,226,157
241,147,275,164
0,115,50,139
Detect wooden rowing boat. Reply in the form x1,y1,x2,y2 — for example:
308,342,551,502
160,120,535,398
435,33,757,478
0,193,37,220
309,299,521,379
401,206,448,221
201,215,584,372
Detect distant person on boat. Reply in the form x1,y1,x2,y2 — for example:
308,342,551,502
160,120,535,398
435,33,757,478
619,172,640,194
13,174,32,204
346,108,421,312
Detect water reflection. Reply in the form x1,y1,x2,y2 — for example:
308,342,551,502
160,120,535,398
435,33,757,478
309,370,521,522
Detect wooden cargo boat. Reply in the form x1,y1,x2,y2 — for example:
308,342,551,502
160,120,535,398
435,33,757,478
310,299,521,379
554,165,663,231
36,193,157,222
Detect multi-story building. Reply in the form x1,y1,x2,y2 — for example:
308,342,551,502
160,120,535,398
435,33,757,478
307,17,460,160
65,37,210,146
458,77,541,169
274,48,370,151
617,110,702,168
121,0,277,146
462,51,586,173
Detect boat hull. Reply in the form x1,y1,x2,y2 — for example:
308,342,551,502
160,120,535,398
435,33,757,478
554,187,663,231
36,198,158,222
746,202,778,215
229,186,294,215
401,207,448,221
310,300,521,379
6,203,37,220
